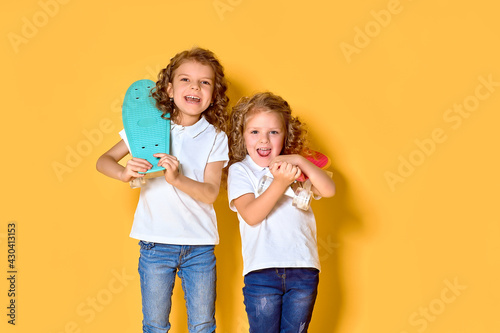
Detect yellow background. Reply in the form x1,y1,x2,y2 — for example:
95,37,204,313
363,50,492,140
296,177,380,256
2,0,499,332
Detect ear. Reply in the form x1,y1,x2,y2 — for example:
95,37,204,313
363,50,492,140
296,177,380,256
166,82,173,98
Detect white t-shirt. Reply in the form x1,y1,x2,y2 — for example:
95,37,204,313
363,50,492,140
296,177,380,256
228,155,321,276
120,117,228,245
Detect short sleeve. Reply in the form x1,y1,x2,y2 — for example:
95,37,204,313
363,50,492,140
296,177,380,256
227,163,255,212
119,129,131,152
207,131,229,167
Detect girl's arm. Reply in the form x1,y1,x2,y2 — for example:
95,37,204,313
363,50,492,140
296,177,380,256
96,140,152,182
232,162,300,226
155,153,225,204
271,154,336,198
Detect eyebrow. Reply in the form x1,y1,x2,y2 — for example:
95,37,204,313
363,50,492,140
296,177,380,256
176,73,214,80
246,126,282,130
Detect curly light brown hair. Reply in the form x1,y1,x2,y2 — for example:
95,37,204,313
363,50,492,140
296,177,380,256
151,47,229,132
227,92,309,170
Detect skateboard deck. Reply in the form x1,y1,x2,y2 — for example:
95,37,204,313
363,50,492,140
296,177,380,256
297,150,331,182
122,79,170,175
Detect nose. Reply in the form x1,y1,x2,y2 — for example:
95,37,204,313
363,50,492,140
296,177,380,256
190,81,200,90
259,133,269,143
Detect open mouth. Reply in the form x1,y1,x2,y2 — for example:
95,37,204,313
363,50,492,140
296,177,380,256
185,95,201,103
257,148,271,157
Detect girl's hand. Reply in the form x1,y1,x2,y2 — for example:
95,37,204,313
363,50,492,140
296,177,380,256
232,160,302,226
273,153,336,198
154,153,180,185
270,154,302,167
269,161,302,188
120,157,152,182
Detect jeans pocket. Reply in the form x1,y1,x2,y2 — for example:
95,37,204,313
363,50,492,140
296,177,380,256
139,240,155,250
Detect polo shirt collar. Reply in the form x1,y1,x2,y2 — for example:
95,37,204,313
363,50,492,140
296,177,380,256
243,155,272,177
171,116,210,138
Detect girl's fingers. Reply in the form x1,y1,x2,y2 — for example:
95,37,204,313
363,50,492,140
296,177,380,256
129,171,145,178
158,158,179,173
294,167,302,180
128,157,152,168
158,157,174,167
280,162,294,174
156,154,178,166
154,153,177,160
129,163,151,173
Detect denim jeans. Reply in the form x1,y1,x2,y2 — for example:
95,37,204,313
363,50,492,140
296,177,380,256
138,241,216,333
243,268,319,333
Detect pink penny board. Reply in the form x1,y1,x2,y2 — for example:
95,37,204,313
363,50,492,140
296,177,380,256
297,150,331,182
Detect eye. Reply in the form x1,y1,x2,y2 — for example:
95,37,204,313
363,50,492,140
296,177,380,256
180,78,189,82
250,130,258,134
201,80,211,85
270,130,280,135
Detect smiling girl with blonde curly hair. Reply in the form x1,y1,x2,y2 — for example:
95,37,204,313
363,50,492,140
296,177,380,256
97,47,229,333
227,92,307,168
153,47,228,132
227,91,335,333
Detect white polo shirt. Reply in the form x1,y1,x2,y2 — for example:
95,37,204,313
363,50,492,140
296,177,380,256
228,155,320,276
120,116,228,245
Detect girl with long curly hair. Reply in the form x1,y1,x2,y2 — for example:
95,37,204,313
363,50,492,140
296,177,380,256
97,47,229,333
227,92,335,333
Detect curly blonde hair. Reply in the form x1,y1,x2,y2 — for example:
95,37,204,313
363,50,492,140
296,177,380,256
151,47,229,132
227,92,309,170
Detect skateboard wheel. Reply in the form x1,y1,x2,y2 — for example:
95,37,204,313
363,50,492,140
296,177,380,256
258,175,311,210
292,187,312,211
257,175,273,195
130,177,147,189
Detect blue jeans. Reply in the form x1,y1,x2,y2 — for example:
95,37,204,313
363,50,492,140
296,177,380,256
138,241,216,333
243,268,319,333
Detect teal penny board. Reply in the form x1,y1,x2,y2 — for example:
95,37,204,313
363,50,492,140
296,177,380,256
122,79,170,174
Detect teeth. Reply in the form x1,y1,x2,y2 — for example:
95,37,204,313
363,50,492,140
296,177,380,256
186,96,200,101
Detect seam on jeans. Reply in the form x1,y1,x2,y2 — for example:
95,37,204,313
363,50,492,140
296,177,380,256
274,268,287,292
139,240,155,250
282,273,286,293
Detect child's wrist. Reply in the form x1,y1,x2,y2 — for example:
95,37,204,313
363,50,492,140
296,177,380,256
166,173,181,187
295,154,307,166
118,170,127,182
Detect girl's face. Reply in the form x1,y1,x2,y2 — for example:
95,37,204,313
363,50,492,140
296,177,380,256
243,110,285,167
167,60,215,126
